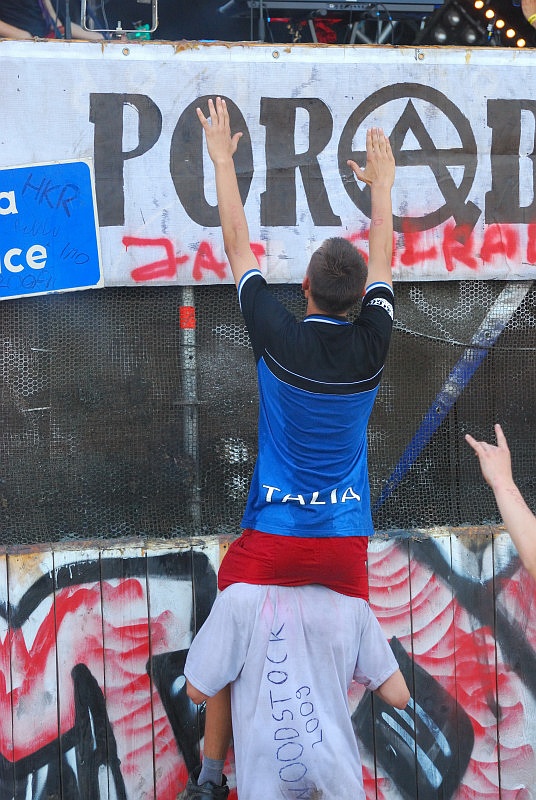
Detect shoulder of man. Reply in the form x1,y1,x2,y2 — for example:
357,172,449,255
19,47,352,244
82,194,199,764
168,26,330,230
361,281,394,321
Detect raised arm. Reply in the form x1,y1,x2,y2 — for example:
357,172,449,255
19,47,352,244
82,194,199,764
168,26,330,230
465,424,536,580
196,97,258,287
347,128,395,288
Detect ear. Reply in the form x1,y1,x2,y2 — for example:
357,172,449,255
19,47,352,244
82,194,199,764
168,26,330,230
302,274,310,292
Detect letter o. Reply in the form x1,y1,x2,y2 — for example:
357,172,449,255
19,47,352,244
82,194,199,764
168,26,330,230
277,742,304,763
279,762,307,783
267,670,288,685
300,702,314,717
274,727,299,741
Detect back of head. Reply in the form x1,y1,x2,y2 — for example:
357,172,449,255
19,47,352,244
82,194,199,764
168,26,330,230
307,237,367,315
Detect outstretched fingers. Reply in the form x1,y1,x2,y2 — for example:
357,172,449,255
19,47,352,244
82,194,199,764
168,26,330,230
196,105,209,129
494,423,508,451
196,96,225,128
347,127,394,186
464,433,483,455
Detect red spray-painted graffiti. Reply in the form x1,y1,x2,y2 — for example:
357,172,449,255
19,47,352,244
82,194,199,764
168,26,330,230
124,224,536,285
352,222,536,275
367,537,536,800
0,536,534,799
123,236,266,284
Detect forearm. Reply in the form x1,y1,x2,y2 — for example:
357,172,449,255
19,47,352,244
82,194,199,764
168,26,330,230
0,20,32,38
214,157,253,285
70,22,104,40
493,481,536,579
41,0,102,40
367,182,393,286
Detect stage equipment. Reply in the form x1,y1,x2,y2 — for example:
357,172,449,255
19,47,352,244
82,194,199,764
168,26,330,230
81,0,159,35
414,0,492,43
245,0,439,42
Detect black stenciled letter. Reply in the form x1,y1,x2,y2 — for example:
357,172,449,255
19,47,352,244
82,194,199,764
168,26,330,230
170,96,253,227
89,94,162,227
486,99,536,224
260,98,341,227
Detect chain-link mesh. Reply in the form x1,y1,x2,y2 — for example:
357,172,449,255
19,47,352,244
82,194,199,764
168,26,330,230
0,281,534,543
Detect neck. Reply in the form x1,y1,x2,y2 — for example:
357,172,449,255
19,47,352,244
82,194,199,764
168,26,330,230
306,298,348,318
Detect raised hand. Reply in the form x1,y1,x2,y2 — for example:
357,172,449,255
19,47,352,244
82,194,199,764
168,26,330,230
465,423,513,492
347,127,395,189
196,97,243,165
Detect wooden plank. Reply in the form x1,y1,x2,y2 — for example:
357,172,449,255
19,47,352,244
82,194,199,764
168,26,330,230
53,547,109,799
0,555,14,797
7,550,61,797
493,531,536,797
146,543,200,800
190,541,230,796
408,533,474,800
356,535,417,800
100,545,153,800
445,530,500,799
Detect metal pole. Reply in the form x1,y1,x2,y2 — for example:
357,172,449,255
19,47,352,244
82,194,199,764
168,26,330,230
259,0,265,40
64,0,72,38
179,286,201,530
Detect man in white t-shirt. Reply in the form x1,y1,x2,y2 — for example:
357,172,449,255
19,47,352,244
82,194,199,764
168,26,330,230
183,583,409,800
179,96,404,799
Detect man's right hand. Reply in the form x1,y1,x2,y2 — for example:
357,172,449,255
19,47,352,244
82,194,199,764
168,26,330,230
347,128,395,190
196,97,243,166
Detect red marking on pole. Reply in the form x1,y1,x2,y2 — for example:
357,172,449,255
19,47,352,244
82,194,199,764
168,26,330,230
179,306,196,329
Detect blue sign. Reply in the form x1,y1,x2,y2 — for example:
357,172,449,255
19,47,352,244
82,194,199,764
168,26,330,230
0,160,102,300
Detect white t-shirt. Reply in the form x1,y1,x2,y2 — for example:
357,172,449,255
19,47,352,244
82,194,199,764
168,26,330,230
184,583,399,800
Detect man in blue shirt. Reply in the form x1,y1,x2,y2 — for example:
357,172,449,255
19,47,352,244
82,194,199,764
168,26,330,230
179,97,397,799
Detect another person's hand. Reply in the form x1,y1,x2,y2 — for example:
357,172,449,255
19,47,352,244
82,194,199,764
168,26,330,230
465,423,514,493
196,97,242,166
466,423,536,580
347,128,395,189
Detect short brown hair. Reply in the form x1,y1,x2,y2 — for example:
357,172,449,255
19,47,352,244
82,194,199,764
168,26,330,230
306,237,367,315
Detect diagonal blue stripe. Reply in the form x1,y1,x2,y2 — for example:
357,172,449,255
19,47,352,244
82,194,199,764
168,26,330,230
373,282,533,513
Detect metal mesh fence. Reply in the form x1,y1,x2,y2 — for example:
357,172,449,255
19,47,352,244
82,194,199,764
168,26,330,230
0,280,535,544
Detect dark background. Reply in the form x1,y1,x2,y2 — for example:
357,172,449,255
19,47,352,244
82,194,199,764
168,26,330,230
1,281,535,543
90,0,536,45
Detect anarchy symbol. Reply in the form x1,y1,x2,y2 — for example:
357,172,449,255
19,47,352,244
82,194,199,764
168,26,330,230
338,83,481,233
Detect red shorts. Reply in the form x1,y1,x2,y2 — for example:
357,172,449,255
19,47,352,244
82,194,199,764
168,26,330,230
218,529,369,600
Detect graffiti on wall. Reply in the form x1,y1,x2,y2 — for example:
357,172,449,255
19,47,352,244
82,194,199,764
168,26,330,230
0,547,216,800
0,533,534,799
362,533,536,800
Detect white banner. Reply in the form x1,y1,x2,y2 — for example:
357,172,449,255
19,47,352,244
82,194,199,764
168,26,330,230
1,38,536,285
